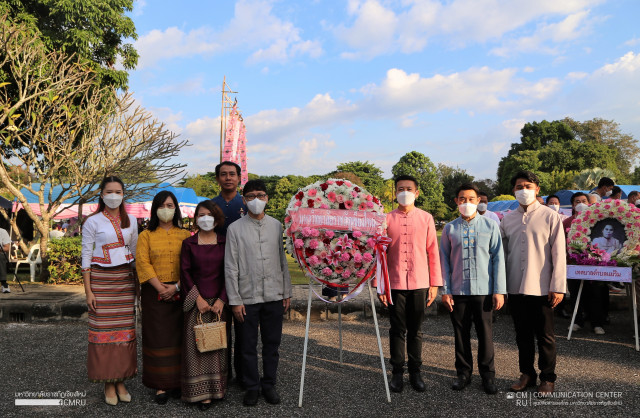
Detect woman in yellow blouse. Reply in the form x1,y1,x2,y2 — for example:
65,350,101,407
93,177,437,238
136,191,191,404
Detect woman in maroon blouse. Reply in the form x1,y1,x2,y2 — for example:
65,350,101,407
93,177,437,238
180,200,229,410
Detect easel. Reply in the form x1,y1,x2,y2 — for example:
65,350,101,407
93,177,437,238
298,280,391,407
567,278,638,351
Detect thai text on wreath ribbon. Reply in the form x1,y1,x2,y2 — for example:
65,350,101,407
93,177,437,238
288,208,386,234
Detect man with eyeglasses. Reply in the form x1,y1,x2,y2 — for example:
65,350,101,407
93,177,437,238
500,171,566,396
225,179,292,407
211,161,248,386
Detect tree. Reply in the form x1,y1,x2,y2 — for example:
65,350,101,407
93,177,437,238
571,168,616,190
180,173,220,199
0,16,186,262
334,161,385,198
1,0,138,90
492,194,515,201
391,151,443,215
438,164,474,208
474,178,497,199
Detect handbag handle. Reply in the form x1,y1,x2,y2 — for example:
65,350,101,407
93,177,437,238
197,312,222,325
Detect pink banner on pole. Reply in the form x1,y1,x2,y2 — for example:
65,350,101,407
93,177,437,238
289,208,385,234
222,104,249,186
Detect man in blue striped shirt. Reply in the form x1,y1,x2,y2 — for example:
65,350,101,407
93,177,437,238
440,183,507,395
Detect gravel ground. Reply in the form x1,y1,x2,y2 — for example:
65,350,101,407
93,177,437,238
1,309,638,417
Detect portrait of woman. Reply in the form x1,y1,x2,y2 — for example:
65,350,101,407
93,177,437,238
180,200,229,410
81,176,138,406
591,222,623,254
136,191,191,404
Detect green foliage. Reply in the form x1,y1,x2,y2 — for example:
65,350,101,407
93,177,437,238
492,194,515,202
438,164,474,208
334,161,385,198
571,168,616,190
47,236,82,284
391,151,444,214
538,169,578,195
180,172,220,198
474,178,498,199
2,0,138,90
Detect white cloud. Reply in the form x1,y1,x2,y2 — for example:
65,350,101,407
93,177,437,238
135,0,323,68
624,37,640,47
335,0,604,59
594,51,640,75
133,0,146,16
147,76,207,96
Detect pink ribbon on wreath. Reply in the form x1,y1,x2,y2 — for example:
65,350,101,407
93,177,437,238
374,234,393,305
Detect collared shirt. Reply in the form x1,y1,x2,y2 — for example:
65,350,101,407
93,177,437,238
224,214,292,306
212,192,247,235
81,212,138,269
440,215,506,296
385,207,443,290
136,226,191,284
480,210,500,224
500,201,567,296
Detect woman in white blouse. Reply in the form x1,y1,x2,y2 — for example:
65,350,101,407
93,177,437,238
81,176,138,406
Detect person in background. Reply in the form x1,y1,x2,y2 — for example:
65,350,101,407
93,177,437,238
627,191,640,207
81,176,138,406
587,194,598,205
500,171,566,396
0,227,11,293
225,179,292,407
546,195,567,221
136,191,191,404
477,191,500,224
211,160,247,386
440,183,506,395
590,177,615,202
377,175,442,394
49,224,65,239
180,200,229,410
610,186,622,200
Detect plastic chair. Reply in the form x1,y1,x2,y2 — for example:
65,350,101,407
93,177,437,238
14,244,42,282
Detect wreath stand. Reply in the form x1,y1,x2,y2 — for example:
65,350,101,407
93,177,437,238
298,279,391,407
567,277,639,351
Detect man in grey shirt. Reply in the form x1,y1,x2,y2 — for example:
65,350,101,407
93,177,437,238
225,179,292,407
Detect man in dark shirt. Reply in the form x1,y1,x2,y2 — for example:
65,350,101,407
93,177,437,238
210,161,248,387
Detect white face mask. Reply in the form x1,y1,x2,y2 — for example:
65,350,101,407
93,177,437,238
605,190,613,197
103,193,123,209
548,204,560,212
157,207,175,223
635,199,640,207
247,198,267,215
515,189,536,206
197,215,215,231
458,203,477,217
476,202,488,212
574,203,589,213
397,191,416,206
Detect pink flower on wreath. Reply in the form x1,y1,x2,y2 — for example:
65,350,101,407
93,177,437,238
328,250,342,266
366,238,376,249
302,227,313,237
618,207,625,213
359,202,367,210
353,253,363,263
319,250,329,260
327,180,334,185
336,195,345,204
308,189,318,197
308,255,320,266
341,269,352,279
334,266,344,274
598,213,604,219
295,200,302,207
627,212,634,218
366,194,373,202
327,191,337,202
322,267,333,276
320,203,329,209
582,237,589,243
337,234,353,249
294,239,304,248
604,204,611,209
353,230,362,238
363,253,373,263
341,252,351,262
356,269,367,279
345,181,352,187
285,216,291,224
366,201,374,209
308,240,319,249
325,230,335,239
351,190,358,198
310,228,320,237
344,200,354,209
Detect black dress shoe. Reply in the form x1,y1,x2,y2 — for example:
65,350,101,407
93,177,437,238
262,387,281,405
451,375,471,391
389,373,403,393
198,401,212,411
482,378,498,395
243,390,259,406
155,391,169,405
409,373,426,392
170,388,181,399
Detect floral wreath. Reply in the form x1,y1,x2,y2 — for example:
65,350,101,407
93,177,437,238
285,178,390,302
567,199,640,267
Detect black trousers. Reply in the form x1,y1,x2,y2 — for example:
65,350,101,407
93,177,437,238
389,288,427,374
509,294,557,383
570,280,605,328
449,295,495,380
239,300,284,391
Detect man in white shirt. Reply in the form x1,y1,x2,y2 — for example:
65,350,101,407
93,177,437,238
477,192,500,223
590,177,615,202
49,224,65,239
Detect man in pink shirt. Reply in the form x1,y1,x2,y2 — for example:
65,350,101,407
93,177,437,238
378,175,443,393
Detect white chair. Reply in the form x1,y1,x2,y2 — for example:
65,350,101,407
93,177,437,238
14,245,42,282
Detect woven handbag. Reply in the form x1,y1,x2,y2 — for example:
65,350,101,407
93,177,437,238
193,312,227,353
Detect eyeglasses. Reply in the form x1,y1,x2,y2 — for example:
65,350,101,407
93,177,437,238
244,193,267,201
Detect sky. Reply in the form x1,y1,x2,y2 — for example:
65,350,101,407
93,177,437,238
127,0,640,181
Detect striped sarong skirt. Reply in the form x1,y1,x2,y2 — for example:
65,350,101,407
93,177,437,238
87,264,137,382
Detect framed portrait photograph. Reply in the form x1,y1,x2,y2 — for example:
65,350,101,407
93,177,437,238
589,218,626,254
